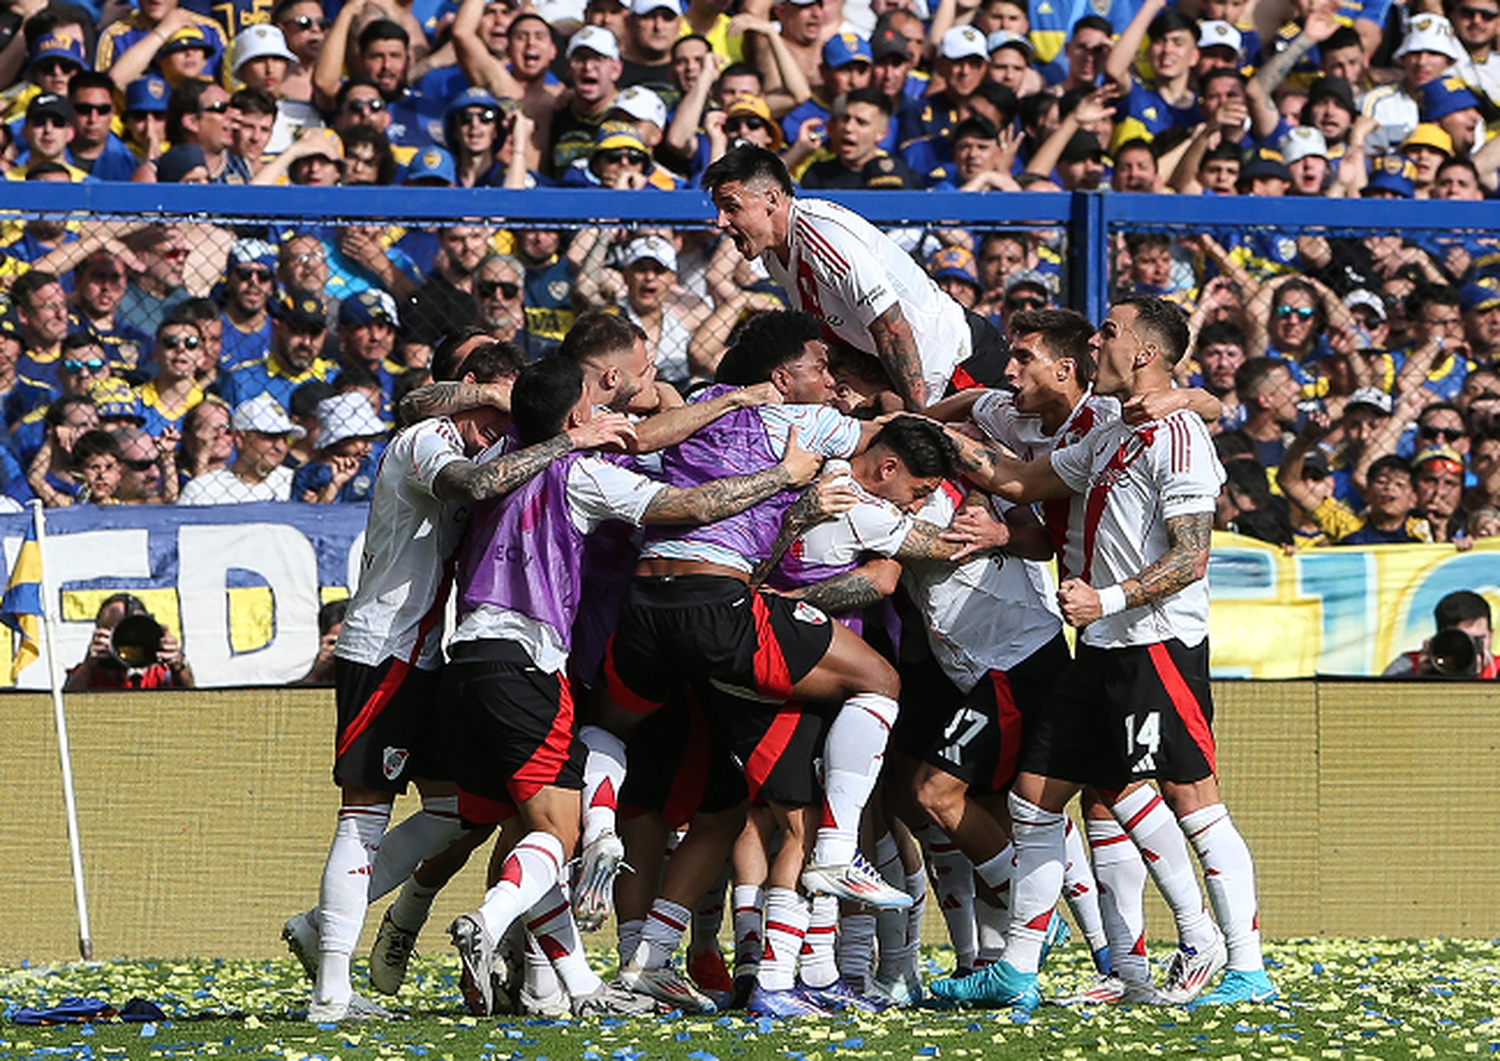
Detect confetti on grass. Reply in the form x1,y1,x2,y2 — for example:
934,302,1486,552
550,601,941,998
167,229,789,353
2,940,1497,1060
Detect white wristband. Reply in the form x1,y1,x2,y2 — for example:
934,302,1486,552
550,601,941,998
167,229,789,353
1096,584,1128,618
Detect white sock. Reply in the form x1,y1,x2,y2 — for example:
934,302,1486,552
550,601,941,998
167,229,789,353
1111,787,1216,954
387,875,441,934
1062,817,1109,955
836,912,876,990
1180,804,1264,972
916,824,978,970
633,897,690,969
524,931,562,999
1004,793,1066,975
579,725,627,848
690,869,729,958
617,918,644,969
314,804,390,1006
758,887,809,992
800,894,839,989
732,884,764,973
527,887,603,997
367,796,465,902
1087,816,1149,983
812,693,898,866
476,832,566,946
974,885,1007,964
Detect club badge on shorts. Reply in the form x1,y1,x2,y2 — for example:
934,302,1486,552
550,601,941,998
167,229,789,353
382,746,410,780
793,602,828,625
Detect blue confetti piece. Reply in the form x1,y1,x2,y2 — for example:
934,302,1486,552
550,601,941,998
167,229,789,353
686,1051,720,1061
843,1038,863,1048
676,1032,693,1041
139,1023,157,1037
918,1047,938,1056
755,1017,774,1034
1311,962,1324,975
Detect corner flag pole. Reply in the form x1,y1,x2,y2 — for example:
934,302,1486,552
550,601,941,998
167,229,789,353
31,501,92,960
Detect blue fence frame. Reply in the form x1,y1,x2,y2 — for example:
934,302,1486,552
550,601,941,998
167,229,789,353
8,184,1499,323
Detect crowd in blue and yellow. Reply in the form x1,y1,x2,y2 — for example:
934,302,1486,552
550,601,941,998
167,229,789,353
0,0,1496,535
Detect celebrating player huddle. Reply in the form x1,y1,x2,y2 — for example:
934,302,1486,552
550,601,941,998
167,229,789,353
280,157,1273,1023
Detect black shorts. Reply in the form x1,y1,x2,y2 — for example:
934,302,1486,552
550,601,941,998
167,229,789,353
333,657,446,793
1022,638,1217,794
923,633,1071,794
890,651,966,763
947,311,1010,392
444,641,586,811
605,575,834,713
619,698,747,828
718,689,832,807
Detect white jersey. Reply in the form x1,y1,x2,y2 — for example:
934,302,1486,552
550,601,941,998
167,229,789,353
762,198,968,406
793,479,915,567
335,417,472,670
900,483,1062,691
451,455,665,673
1048,409,1225,650
971,387,1120,581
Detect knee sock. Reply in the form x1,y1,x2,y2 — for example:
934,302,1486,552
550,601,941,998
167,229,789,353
974,844,1013,964
580,725,628,849
527,887,602,997
367,795,465,902
1180,804,1264,972
1086,816,1149,984
632,897,690,969
758,887,809,992
900,869,926,976
836,912,876,990
690,869,729,958
1111,786,1216,954
800,894,839,989
812,693,899,867
1004,793,1067,975
476,831,566,947
314,804,390,1006
387,874,442,935
1062,817,1109,957
617,918,644,970
524,931,562,1000
732,884,764,974
916,823,978,970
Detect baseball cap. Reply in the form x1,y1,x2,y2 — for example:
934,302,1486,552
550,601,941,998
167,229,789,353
823,32,873,68
26,93,72,125
1344,288,1387,322
629,0,682,13
270,288,329,329
567,25,621,60
316,392,387,449
158,24,218,59
871,27,910,61
30,31,90,71
1394,13,1465,62
939,25,989,61
1306,75,1357,115
1362,154,1417,198
1421,76,1480,122
125,75,169,114
1197,19,1243,54
1280,125,1328,164
1302,448,1330,477
339,289,400,328
1413,444,1465,474
986,29,1035,58
445,86,503,122
1461,277,1500,312
0,308,20,344
233,392,306,438
227,237,277,274
1239,146,1291,183
1004,269,1053,297
594,120,649,154
1058,129,1104,163
621,234,677,272
724,92,784,148
928,246,979,287
404,146,456,185
1345,386,1394,416
1402,122,1454,155
610,85,668,129
88,378,146,425
232,23,295,73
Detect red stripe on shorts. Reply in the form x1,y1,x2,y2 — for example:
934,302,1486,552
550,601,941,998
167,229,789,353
604,633,666,715
751,593,793,699
1147,642,1216,775
336,658,410,759
988,669,1024,792
661,704,711,829
508,673,578,803
744,706,803,803
457,786,517,825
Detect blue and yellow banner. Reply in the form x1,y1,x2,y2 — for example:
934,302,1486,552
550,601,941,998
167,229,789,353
0,519,43,682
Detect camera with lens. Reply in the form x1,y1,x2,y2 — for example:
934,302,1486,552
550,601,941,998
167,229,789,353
1428,627,1482,678
109,607,164,671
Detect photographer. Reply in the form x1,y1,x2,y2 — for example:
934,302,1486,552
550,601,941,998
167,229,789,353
64,593,195,691
1383,590,1498,679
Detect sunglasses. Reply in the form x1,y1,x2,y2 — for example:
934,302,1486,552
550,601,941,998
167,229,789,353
1275,304,1316,320
28,116,70,130
282,13,332,29
1457,5,1500,18
477,279,521,300
122,456,157,472
34,59,77,76
1006,295,1047,310
725,116,768,134
598,148,648,166
460,107,498,124
161,334,203,351
62,358,107,373
1419,425,1466,442
235,266,274,283
200,100,230,114
344,98,386,114
73,101,113,116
